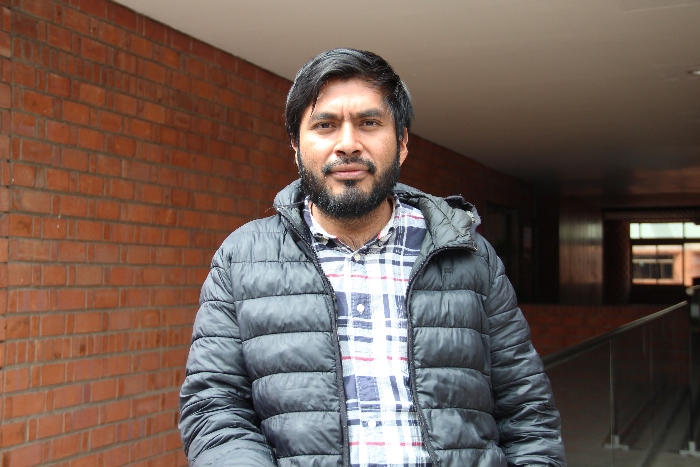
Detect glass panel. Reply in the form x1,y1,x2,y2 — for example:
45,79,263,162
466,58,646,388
546,343,612,466
639,223,683,239
610,326,650,466
684,243,700,287
685,222,700,239
545,305,691,466
632,245,683,285
630,223,640,240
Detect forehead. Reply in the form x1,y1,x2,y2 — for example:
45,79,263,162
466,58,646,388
307,77,388,115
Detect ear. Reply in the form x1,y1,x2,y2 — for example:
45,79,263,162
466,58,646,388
398,128,409,166
291,142,299,167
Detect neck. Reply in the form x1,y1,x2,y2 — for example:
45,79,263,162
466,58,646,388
310,198,393,251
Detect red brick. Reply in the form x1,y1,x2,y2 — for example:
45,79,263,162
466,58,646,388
23,90,53,116
95,199,120,220
14,188,51,214
9,289,50,313
42,217,67,239
3,442,43,467
52,432,81,459
89,288,118,309
20,140,52,164
107,1,137,30
72,312,101,334
63,100,91,125
58,194,88,217
98,22,124,47
75,265,102,285
11,112,36,137
79,82,106,106
61,148,89,171
112,135,134,157
80,0,107,18
9,213,34,237
0,82,9,108
90,425,116,449
91,378,116,401
110,179,134,200
77,127,104,150
105,266,133,286
160,47,180,69
37,413,63,439
40,363,66,386
119,373,148,396
4,367,30,392
6,316,30,338
77,173,103,196
41,265,67,286
68,406,99,430
98,110,122,132
11,163,36,187
7,263,30,286
12,12,37,39
47,24,71,51
41,314,66,336
114,93,137,115
144,60,166,83
128,118,152,139
46,121,71,144
0,30,10,58
58,241,86,262
142,101,165,124
104,399,130,423
23,0,54,20
52,384,84,410
95,158,120,182
80,37,107,63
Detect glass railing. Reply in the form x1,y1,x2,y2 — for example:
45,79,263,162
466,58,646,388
543,291,700,466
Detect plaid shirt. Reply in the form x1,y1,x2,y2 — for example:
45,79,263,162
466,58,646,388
303,195,432,467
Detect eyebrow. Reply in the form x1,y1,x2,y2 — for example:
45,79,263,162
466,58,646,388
309,108,386,122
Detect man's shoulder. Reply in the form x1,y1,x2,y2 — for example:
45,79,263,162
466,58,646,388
218,214,286,251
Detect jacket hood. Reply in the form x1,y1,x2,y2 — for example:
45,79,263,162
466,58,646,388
273,180,479,251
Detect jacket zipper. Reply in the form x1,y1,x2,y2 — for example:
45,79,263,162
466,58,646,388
405,244,477,467
278,210,351,467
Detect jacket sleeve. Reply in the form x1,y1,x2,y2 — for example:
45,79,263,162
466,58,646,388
179,246,277,467
484,245,567,466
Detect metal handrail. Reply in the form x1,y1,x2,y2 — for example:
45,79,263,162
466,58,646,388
543,301,689,370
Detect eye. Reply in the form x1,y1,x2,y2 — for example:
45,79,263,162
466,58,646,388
361,120,381,127
313,122,334,130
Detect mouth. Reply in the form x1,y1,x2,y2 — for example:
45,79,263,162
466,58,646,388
322,159,377,181
326,164,372,180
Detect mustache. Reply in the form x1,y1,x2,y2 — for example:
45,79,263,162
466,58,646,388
321,156,377,176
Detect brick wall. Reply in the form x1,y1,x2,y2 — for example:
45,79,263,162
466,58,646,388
521,303,668,355
0,1,538,465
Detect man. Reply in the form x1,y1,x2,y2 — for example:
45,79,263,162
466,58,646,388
179,48,566,467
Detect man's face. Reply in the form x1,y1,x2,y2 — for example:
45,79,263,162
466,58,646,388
294,77,408,220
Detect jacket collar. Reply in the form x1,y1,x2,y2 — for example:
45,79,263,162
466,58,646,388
273,180,478,252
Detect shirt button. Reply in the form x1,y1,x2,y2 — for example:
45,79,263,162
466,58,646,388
353,253,361,261
356,304,365,313
367,420,377,428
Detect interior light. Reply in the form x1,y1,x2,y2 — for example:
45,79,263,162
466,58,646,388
689,68,700,76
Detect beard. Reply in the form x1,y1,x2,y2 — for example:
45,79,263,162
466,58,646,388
297,148,401,220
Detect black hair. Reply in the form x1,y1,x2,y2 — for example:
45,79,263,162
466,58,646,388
285,48,414,147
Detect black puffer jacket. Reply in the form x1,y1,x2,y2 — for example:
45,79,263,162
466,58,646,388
179,181,566,467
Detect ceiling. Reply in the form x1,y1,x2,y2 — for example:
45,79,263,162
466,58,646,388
113,0,700,202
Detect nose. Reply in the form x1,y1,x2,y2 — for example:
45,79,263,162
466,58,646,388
335,122,362,157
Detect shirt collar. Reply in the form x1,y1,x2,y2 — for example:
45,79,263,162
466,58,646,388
303,194,400,249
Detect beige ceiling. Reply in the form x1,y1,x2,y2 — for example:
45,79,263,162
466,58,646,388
113,0,700,202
